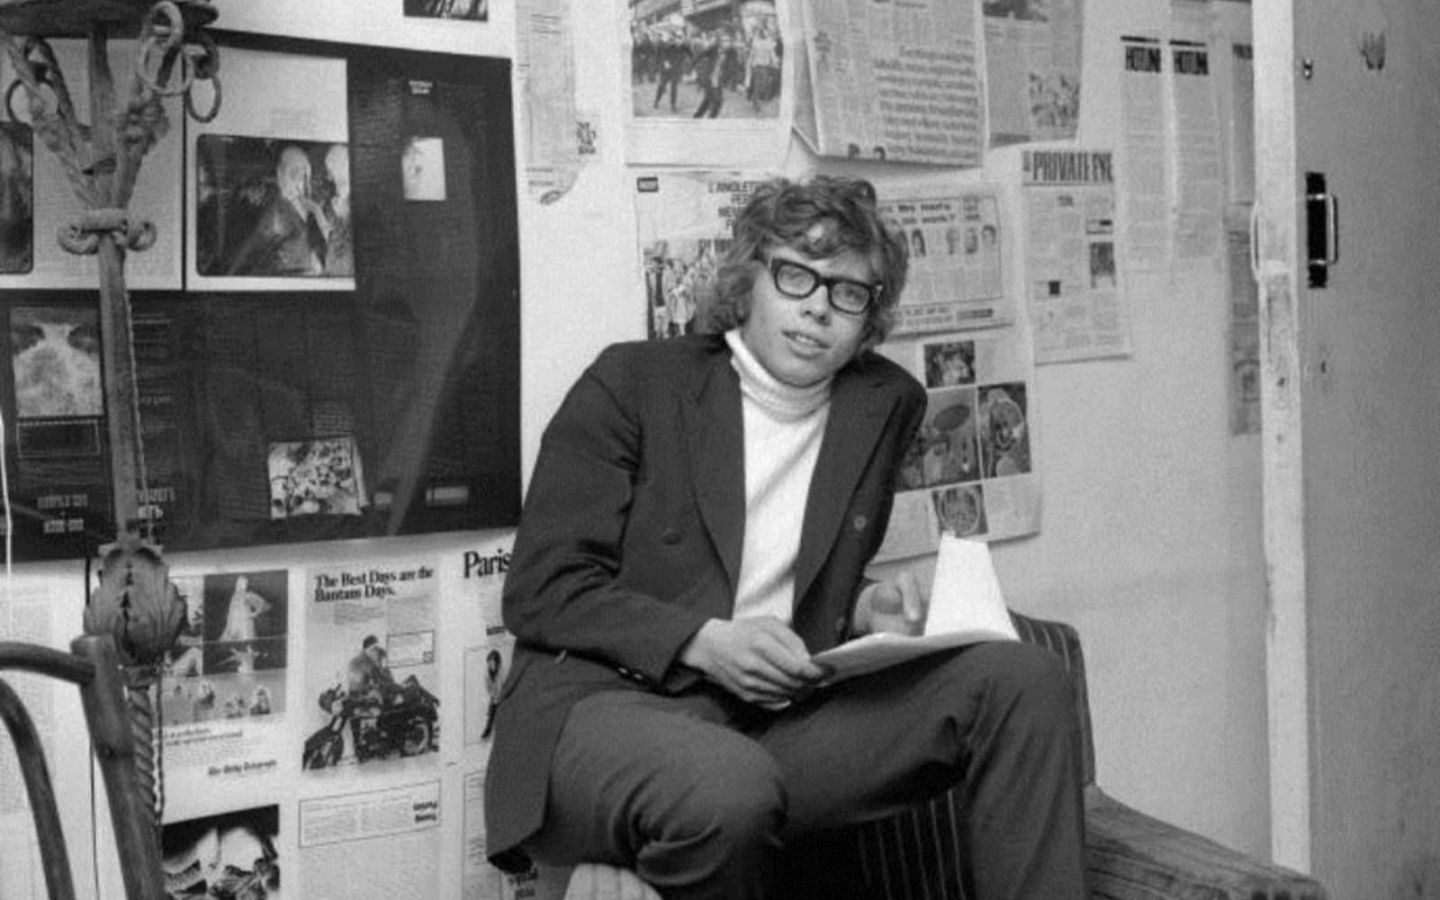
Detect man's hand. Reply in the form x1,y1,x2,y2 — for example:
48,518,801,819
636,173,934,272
678,617,826,707
852,569,928,637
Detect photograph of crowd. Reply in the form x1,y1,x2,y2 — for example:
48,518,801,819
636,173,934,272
643,238,721,340
403,0,487,20
195,135,353,278
630,0,782,119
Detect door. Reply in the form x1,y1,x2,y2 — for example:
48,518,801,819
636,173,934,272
1255,0,1440,896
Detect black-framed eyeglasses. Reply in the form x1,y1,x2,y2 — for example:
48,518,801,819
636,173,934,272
766,257,881,317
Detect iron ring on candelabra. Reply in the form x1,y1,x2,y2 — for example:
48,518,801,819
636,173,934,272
181,27,219,121
57,223,100,255
184,69,218,122
56,209,158,255
135,1,193,98
4,36,67,122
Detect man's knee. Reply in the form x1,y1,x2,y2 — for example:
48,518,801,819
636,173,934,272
660,748,787,847
964,641,1076,726
635,748,786,890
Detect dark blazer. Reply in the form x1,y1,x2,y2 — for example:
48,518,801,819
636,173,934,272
484,333,926,870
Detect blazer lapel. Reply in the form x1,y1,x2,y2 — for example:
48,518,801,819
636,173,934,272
793,365,896,604
685,347,746,593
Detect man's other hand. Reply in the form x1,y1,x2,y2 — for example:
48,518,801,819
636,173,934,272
852,569,928,637
678,617,826,707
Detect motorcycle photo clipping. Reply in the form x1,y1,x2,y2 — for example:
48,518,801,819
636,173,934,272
303,563,443,771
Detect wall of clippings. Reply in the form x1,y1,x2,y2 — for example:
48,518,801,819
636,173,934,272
0,36,521,560
0,4,1278,900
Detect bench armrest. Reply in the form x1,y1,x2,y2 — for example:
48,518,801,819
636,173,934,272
1085,786,1326,900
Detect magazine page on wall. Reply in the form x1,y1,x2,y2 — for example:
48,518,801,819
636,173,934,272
983,0,1085,147
623,0,794,168
137,534,520,900
873,323,1042,562
185,48,354,292
0,39,184,291
633,171,772,341
876,181,1013,337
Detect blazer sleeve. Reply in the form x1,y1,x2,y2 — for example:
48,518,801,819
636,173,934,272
501,347,718,684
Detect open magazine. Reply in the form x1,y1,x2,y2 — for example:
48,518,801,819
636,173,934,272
813,535,1018,685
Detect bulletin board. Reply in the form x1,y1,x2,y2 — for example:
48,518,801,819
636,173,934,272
0,35,521,560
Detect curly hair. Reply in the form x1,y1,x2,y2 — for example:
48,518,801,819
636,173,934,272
697,175,909,350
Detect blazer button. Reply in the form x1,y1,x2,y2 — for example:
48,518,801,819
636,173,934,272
853,514,868,532
661,529,683,545
834,617,847,636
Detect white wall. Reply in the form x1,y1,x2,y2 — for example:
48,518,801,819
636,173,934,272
128,0,1268,860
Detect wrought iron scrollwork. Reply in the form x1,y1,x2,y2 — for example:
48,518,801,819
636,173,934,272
0,0,222,254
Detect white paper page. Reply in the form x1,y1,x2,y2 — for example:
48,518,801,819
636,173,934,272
812,536,1018,684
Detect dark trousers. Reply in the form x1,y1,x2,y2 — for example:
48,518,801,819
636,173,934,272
523,641,1087,900
653,72,681,110
693,84,723,118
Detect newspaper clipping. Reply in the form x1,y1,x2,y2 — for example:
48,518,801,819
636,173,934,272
302,560,441,773
463,540,515,755
794,0,985,166
624,0,792,167
463,536,530,899
4,534,529,900
1120,34,1170,272
1227,221,1260,435
876,327,1040,561
983,0,1085,147
298,781,443,900
1169,33,1223,262
1021,148,1131,363
159,570,290,807
878,184,1010,337
517,0,596,202
634,171,769,340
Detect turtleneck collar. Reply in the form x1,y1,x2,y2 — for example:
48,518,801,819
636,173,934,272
725,329,832,421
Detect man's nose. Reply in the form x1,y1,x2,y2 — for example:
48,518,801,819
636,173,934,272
800,284,832,320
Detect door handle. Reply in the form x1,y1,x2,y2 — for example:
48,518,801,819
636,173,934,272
1306,171,1338,288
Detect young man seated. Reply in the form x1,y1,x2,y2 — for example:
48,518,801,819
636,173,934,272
485,175,1085,900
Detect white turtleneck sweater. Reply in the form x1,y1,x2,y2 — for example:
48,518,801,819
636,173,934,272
725,330,832,624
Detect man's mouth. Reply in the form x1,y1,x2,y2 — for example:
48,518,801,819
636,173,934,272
786,331,827,350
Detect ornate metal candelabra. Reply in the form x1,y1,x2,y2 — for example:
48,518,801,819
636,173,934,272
0,0,222,836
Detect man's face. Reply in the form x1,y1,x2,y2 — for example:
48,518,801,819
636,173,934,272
739,236,872,388
278,149,310,202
